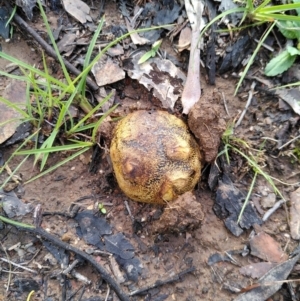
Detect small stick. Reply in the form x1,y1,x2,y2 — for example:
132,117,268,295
262,199,285,222
5,3,99,91
254,39,274,52
62,259,80,275
0,257,37,274
104,285,111,301
71,270,91,284
0,241,12,291
129,266,196,296
278,134,300,150
221,92,229,116
235,81,256,128
124,200,134,222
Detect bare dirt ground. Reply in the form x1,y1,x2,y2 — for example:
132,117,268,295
0,1,300,301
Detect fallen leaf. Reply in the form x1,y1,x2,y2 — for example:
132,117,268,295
289,187,300,239
125,19,149,45
275,88,300,115
16,0,36,20
177,27,191,52
123,51,186,110
92,56,125,86
57,33,76,54
62,0,91,24
250,231,288,263
0,79,27,144
240,262,278,279
0,189,32,218
234,252,300,301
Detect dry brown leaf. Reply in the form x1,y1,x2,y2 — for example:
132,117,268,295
289,187,300,240
0,80,26,144
250,231,288,263
62,0,91,24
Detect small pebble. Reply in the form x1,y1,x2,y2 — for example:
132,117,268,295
261,193,276,208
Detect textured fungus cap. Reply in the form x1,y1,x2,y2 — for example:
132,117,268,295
110,110,201,204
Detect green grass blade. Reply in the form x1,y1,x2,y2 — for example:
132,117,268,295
237,171,258,223
16,142,93,155
0,155,30,190
41,51,53,119
231,146,284,199
5,5,17,27
35,129,58,170
0,215,34,229
0,96,29,119
0,51,68,90
199,8,246,40
67,92,113,134
257,3,300,13
37,0,74,88
92,104,118,142
55,87,79,129
78,18,105,96
24,147,90,184
235,22,276,95
0,118,32,127
0,70,28,81
254,13,300,22
0,129,40,175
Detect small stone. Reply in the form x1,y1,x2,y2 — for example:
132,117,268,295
279,224,288,232
261,193,276,209
264,117,272,125
257,185,271,197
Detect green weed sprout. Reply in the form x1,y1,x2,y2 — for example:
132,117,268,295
138,39,163,64
98,203,107,215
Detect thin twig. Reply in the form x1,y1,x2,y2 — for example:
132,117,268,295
104,285,111,301
0,257,37,274
129,266,196,296
278,134,300,150
235,81,256,128
62,259,80,275
71,270,91,284
254,39,274,52
221,92,229,116
262,199,285,222
124,200,134,222
0,242,12,291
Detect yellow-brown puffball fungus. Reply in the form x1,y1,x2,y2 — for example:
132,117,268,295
110,110,201,204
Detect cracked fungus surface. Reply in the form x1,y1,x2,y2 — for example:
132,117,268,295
110,110,201,204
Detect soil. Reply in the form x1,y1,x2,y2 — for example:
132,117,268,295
1,2,300,301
